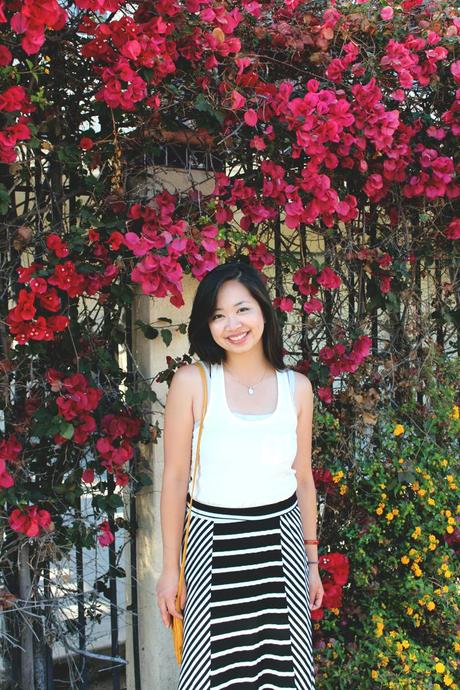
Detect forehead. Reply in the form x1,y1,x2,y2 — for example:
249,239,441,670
214,280,254,307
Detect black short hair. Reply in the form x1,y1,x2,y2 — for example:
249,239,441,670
188,261,285,369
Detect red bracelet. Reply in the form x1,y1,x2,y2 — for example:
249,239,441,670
304,538,319,545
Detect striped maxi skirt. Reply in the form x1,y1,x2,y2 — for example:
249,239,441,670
177,491,316,690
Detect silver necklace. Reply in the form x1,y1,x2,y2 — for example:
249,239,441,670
224,365,269,395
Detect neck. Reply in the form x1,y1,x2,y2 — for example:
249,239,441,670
223,347,272,378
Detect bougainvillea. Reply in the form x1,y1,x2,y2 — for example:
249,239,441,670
0,0,459,686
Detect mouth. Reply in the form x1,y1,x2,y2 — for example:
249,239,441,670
226,331,249,344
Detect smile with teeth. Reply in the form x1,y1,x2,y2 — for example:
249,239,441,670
226,331,249,343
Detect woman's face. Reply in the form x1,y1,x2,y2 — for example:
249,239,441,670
208,279,265,354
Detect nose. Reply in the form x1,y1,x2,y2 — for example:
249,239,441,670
224,314,242,330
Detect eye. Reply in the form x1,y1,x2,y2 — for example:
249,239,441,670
238,307,249,312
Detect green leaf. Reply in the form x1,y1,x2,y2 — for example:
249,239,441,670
161,329,172,347
135,320,159,339
60,423,75,440
107,493,124,509
0,183,10,215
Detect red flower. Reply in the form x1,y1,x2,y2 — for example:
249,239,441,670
48,261,85,297
12,289,36,321
272,297,294,313
0,458,14,488
38,289,61,312
319,552,350,586
79,137,95,151
82,468,95,483
317,267,341,290
0,46,12,66
98,520,115,546
46,233,69,258
0,86,29,112
47,315,69,332
9,505,51,537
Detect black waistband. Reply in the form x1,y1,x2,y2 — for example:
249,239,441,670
185,491,297,517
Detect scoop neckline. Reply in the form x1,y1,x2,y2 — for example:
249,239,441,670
221,364,281,423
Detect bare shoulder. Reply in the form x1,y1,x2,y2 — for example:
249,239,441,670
292,370,313,392
171,362,202,387
291,370,313,415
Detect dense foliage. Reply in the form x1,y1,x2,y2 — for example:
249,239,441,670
0,0,458,686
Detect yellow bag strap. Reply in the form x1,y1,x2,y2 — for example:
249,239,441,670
176,361,208,601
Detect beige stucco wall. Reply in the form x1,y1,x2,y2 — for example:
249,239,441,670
125,274,198,690
125,166,213,690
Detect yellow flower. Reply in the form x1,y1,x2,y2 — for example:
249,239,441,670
406,606,413,616
332,470,344,483
443,674,453,686
435,662,446,674
393,424,405,436
401,555,410,565
427,601,436,611
339,484,348,495
451,404,459,420
386,511,394,521
376,506,384,515
371,670,379,680
446,526,454,534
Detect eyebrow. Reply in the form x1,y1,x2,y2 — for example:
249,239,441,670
213,300,250,311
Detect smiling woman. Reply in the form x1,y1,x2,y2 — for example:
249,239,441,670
156,261,323,690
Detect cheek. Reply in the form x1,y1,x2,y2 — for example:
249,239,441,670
208,321,223,340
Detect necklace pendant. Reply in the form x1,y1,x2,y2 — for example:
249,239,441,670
248,386,254,395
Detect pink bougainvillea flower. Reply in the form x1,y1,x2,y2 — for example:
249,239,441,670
445,218,460,240
98,520,115,546
380,6,394,20
450,60,460,84
244,108,258,126
317,266,341,289
273,297,294,312
303,298,323,314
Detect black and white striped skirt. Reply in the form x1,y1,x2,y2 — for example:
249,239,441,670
178,491,316,689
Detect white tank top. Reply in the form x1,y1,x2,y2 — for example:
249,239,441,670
189,362,298,508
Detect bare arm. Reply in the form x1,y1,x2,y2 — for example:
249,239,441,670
160,363,199,572
156,364,200,626
292,372,324,610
